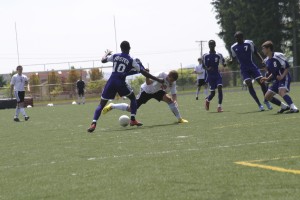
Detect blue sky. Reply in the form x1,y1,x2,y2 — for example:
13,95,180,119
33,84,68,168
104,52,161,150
0,0,228,74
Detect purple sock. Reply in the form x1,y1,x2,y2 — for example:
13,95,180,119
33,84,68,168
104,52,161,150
93,104,103,121
283,95,293,105
248,86,261,106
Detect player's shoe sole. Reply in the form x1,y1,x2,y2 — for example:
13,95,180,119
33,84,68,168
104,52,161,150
130,120,143,126
102,103,113,114
277,106,290,114
178,118,188,123
87,123,96,133
217,107,223,112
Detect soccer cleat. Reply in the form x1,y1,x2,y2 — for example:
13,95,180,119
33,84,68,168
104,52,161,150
217,107,223,112
87,122,96,133
264,101,273,110
102,103,113,114
178,118,188,123
25,116,30,121
277,106,290,114
286,109,299,114
14,117,20,122
196,97,198,100
130,120,143,126
259,105,265,111
205,99,210,111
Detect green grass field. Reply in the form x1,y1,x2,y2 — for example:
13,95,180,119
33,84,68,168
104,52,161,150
1,85,300,200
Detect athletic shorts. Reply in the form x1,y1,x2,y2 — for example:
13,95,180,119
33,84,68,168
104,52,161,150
207,75,222,91
14,91,25,103
269,77,291,94
197,79,207,87
101,79,133,100
136,90,166,109
241,67,262,81
78,89,84,96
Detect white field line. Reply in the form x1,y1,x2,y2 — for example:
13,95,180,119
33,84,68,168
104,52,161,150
1,138,299,170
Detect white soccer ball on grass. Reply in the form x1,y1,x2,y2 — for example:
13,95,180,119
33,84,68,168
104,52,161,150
119,115,130,127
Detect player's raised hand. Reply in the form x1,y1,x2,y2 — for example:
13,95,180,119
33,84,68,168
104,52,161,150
104,49,113,57
260,77,268,83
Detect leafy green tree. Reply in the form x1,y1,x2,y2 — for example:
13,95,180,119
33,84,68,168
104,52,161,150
0,75,7,87
89,68,104,81
29,73,41,96
48,70,61,96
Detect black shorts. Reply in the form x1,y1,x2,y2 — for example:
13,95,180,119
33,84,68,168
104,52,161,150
15,91,25,103
197,79,207,87
136,90,166,109
78,90,84,96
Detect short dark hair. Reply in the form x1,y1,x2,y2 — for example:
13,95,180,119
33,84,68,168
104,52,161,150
208,40,216,45
262,41,274,51
234,31,243,38
198,58,202,61
120,41,131,52
169,70,178,81
16,65,23,70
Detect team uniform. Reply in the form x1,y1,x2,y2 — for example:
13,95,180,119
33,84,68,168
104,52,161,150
137,72,176,107
264,52,291,93
102,53,141,100
11,74,28,103
231,40,262,81
202,52,225,91
194,64,207,87
10,73,29,121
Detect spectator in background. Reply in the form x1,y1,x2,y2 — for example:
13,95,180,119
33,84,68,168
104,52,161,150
76,76,85,104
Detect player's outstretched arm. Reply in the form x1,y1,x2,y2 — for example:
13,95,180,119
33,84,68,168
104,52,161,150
140,69,164,84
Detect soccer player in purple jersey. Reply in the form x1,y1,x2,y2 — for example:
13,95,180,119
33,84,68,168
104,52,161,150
202,40,226,112
260,41,299,113
87,41,164,133
230,31,273,111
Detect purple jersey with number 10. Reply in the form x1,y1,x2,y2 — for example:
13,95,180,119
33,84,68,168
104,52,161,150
101,53,141,100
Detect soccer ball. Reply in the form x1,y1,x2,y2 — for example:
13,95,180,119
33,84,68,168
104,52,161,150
119,115,130,127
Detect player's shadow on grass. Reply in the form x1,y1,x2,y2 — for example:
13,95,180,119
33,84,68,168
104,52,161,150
110,122,176,132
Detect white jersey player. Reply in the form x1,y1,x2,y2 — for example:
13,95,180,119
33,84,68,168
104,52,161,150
102,70,188,123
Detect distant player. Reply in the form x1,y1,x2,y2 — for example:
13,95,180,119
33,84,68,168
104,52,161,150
102,70,188,123
230,31,272,111
76,76,85,104
193,57,208,100
260,41,299,113
87,41,164,133
202,40,226,112
10,65,30,122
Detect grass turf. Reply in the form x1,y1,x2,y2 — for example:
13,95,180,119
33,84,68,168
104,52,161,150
0,85,299,200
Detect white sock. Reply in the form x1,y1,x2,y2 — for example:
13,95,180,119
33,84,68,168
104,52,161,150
280,102,288,109
82,97,85,104
112,103,129,111
20,108,27,117
290,103,298,110
168,102,181,119
218,104,222,107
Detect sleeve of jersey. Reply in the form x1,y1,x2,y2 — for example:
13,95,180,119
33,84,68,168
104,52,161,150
125,60,144,76
10,76,15,85
230,46,236,58
107,55,114,62
275,53,288,69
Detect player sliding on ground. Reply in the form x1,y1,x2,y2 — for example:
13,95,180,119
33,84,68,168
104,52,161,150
102,69,188,124
87,41,164,133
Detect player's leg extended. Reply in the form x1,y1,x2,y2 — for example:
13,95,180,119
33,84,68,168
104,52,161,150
87,99,108,133
163,94,188,123
127,92,143,126
246,79,264,110
257,77,273,110
217,85,223,112
279,88,299,113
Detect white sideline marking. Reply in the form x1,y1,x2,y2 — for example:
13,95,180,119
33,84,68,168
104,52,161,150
1,138,299,169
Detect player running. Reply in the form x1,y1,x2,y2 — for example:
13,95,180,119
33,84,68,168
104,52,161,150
102,69,188,123
202,40,226,112
193,58,208,100
260,40,299,113
87,41,164,133
230,31,272,111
